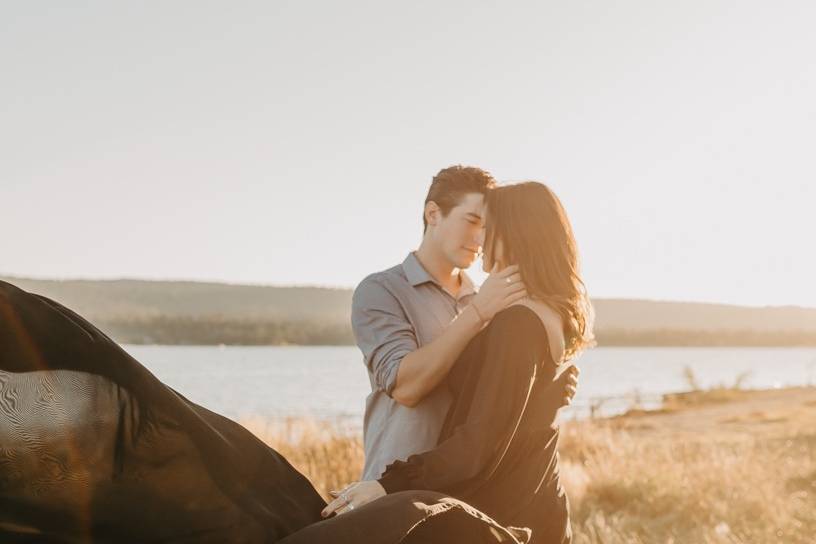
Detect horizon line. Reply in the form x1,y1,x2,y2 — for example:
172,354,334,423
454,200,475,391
2,272,813,312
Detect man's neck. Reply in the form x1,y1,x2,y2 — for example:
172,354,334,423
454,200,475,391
414,243,462,297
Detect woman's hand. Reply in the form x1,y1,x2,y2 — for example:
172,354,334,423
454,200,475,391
470,264,527,323
321,480,386,518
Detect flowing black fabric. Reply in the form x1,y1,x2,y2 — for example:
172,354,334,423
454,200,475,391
0,280,530,543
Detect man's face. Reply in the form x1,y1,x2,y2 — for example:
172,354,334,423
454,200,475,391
430,192,486,269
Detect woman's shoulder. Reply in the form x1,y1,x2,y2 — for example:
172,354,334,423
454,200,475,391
495,300,565,365
488,303,541,331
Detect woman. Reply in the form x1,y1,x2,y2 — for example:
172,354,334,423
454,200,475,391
323,182,594,544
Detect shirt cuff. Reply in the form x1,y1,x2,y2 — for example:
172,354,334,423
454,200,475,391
377,469,411,494
378,350,410,397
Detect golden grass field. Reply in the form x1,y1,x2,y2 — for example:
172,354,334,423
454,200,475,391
243,386,816,544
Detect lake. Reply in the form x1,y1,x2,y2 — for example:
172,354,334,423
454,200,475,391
124,345,816,425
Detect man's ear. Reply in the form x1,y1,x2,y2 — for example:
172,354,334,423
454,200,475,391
424,201,441,228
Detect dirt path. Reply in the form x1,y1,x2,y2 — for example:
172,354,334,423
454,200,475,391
608,386,816,440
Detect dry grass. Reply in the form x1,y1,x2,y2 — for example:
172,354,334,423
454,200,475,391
241,416,364,496
241,390,816,544
559,422,815,543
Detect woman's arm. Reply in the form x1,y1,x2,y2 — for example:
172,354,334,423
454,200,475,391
379,307,554,494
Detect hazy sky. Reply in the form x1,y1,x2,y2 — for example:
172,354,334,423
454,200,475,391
2,1,814,307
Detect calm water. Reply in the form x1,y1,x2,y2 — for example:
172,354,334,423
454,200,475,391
124,345,816,424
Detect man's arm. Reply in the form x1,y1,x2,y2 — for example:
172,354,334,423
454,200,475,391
389,303,484,406
351,266,526,408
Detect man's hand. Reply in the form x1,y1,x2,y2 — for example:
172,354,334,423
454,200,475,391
471,264,527,323
538,364,580,422
560,365,579,407
321,480,386,518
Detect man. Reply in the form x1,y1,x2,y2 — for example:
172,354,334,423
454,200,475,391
349,165,577,485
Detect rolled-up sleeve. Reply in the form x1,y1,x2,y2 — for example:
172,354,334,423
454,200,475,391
351,276,418,396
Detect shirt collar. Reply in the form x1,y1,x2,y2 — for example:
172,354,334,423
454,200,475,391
459,271,477,298
402,252,434,286
402,252,478,299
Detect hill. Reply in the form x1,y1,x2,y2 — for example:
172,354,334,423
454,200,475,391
3,276,816,346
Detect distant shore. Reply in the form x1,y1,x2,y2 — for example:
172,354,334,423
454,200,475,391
98,315,816,347
5,275,816,347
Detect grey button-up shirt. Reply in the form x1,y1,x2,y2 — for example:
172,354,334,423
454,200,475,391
351,253,476,481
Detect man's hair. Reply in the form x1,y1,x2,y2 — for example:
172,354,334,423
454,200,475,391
423,165,496,232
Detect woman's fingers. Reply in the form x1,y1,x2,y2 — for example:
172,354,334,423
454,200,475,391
321,494,349,518
505,273,523,285
506,281,526,295
332,483,354,495
562,384,577,405
322,482,366,517
321,500,339,518
497,264,519,277
505,289,528,304
335,504,351,515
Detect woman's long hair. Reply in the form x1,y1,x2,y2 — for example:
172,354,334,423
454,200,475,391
485,182,594,361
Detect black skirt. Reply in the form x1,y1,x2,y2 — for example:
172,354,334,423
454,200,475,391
0,280,529,543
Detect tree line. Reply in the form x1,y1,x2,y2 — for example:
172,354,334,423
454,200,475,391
96,316,355,346
93,316,816,347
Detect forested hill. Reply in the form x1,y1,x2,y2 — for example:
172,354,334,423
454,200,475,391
1,277,351,320
3,276,816,346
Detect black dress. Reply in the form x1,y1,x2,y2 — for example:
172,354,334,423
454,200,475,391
378,305,572,544
0,280,531,543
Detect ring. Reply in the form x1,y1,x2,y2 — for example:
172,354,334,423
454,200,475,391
347,503,355,511
340,492,349,504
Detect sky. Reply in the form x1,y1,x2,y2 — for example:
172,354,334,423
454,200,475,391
2,1,814,307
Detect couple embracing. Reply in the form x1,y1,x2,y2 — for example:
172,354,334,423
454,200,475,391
323,165,592,543
0,166,591,543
